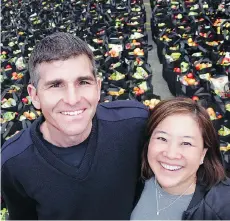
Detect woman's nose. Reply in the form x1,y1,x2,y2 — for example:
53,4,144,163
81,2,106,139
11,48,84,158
163,142,182,159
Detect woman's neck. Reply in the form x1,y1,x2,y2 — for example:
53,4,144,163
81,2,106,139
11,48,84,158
157,176,196,195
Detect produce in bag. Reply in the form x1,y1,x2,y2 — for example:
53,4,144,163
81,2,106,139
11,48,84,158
109,62,122,69
108,71,125,81
125,40,141,49
165,52,181,62
105,48,120,57
210,75,228,97
134,57,144,66
187,38,198,47
180,73,199,86
133,67,149,79
133,81,149,95
217,52,230,66
11,72,24,80
1,98,16,108
143,98,160,110
128,48,144,56
0,112,17,123
19,110,41,121
195,62,212,70
129,32,144,40
21,96,32,105
180,61,189,73
219,126,230,136
107,88,125,96
206,107,223,120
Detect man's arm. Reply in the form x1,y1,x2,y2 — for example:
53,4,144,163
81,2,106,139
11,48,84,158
1,168,38,220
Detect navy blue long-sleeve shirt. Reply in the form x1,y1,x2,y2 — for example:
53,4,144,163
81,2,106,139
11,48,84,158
1,100,148,220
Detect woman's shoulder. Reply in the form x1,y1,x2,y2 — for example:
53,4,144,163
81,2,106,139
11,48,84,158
207,177,230,194
204,178,230,219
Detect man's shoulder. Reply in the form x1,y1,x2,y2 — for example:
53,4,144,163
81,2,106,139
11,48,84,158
96,100,149,122
1,126,33,167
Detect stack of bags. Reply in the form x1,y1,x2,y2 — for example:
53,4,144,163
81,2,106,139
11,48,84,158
1,0,161,146
150,0,230,171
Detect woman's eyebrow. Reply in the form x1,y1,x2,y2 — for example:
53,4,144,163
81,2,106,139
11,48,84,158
154,130,168,135
182,136,195,140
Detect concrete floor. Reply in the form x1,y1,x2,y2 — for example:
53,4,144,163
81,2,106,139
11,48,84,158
144,0,174,99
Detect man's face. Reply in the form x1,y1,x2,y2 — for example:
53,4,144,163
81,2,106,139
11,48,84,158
28,55,101,137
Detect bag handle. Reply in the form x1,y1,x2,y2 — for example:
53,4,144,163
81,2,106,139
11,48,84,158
2,121,14,140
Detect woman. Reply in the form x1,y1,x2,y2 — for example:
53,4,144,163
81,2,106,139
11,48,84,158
131,97,230,220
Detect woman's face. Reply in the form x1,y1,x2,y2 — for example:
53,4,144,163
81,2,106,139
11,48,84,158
148,114,207,194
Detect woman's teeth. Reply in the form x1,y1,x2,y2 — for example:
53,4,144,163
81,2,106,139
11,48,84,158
160,163,182,171
61,110,84,116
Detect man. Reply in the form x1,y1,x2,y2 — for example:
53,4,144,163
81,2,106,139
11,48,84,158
1,32,148,220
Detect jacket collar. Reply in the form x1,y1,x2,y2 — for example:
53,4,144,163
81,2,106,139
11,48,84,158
186,183,208,210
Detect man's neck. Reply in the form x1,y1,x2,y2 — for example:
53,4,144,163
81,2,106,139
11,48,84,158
40,121,92,148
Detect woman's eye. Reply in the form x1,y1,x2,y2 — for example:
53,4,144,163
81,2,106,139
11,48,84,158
157,137,167,142
182,142,192,146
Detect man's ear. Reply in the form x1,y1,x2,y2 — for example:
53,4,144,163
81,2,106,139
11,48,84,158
27,84,41,109
96,77,102,102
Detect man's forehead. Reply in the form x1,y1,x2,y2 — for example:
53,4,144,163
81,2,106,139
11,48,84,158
36,59,94,82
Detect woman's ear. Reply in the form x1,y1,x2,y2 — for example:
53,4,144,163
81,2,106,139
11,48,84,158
200,148,208,165
27,84,41,110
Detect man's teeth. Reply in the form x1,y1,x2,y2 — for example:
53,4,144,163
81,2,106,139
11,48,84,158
61,110,84,116
161,163,182,171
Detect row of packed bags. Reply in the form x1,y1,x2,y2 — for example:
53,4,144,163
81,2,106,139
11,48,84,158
150,0,230,170
1,0,161,145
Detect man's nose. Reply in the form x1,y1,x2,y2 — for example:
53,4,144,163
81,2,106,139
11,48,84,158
63,85,81,106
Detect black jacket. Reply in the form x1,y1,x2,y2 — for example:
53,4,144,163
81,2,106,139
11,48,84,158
182,178,230,220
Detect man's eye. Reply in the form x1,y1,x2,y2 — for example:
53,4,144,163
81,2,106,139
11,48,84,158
157,137,167,142
50,83,61,88
182,142,192,146
79,81,90,85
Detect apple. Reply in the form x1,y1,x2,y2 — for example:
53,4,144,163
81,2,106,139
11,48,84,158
126,43,131,49
192,96,199,101
195,65,200,70
139,89,145,94
22,98,28,104
174,67,181,73
187,73,194,78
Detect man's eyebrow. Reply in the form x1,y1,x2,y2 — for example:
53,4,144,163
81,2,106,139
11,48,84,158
43,76,96,87
44,79,63,87
77,76,96,81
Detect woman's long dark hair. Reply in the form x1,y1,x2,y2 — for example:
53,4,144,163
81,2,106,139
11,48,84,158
141,97,226,189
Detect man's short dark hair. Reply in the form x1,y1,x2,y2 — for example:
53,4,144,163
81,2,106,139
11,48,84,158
28,32,97,87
